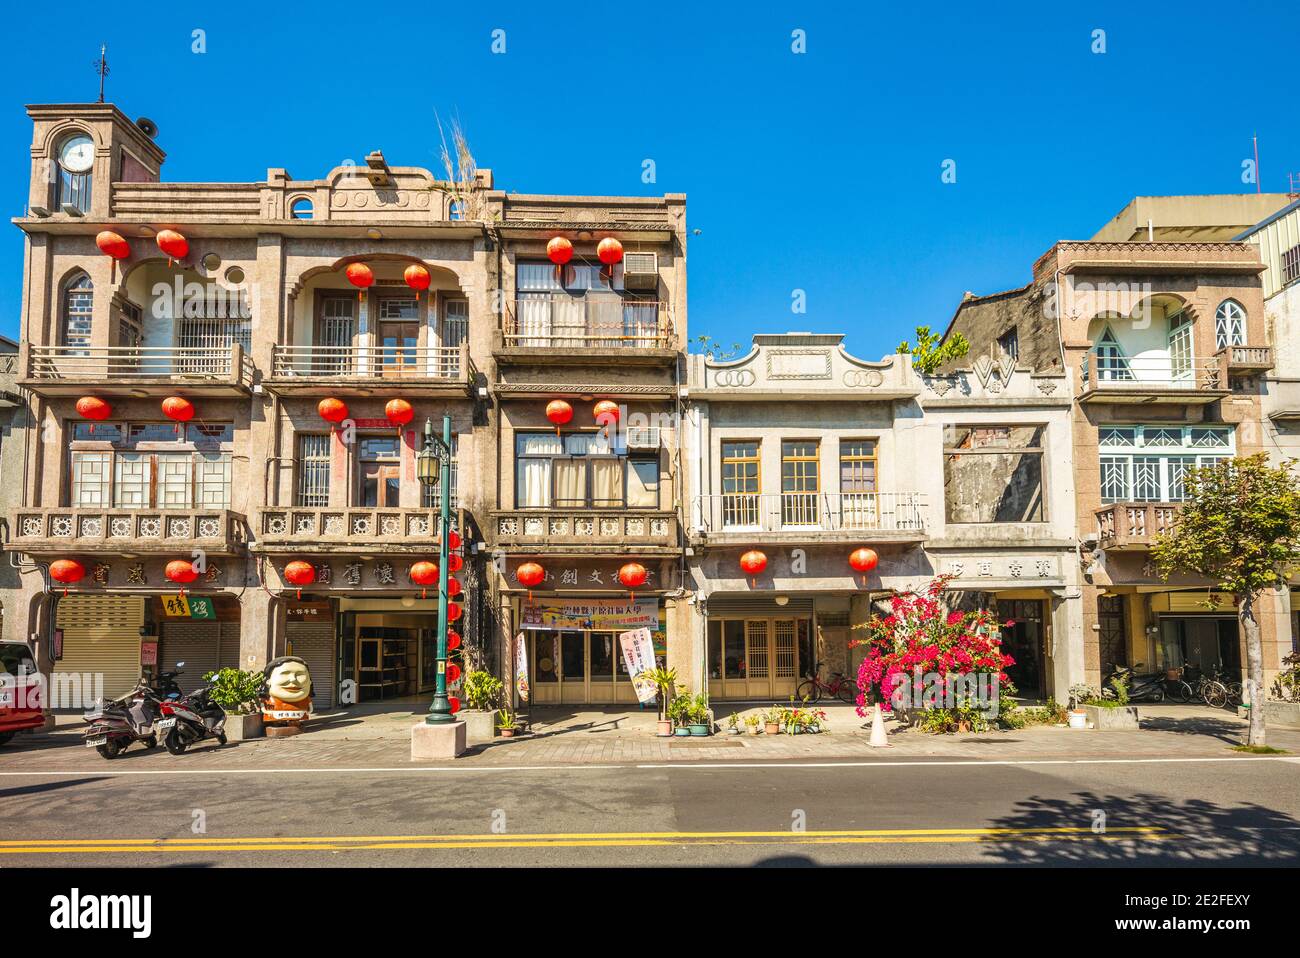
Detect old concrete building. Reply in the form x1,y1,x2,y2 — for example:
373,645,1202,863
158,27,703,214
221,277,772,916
5,101,687,708
683,334,1083,703
943,234,1288,690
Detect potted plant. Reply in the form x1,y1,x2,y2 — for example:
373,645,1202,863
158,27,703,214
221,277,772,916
461,670,505,744
667,693,692,736
496,708,521,738
688,694,711,736
204,668,264,741
644,666,678,737
745,714,761,735
763,707,781,736
726,711,741,735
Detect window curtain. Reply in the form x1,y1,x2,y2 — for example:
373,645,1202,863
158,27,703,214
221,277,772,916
590,459,622,507
517,434,562,508
553,460,585,507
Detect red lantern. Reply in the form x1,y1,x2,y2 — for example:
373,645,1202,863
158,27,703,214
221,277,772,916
49,559,86,596
446,554,464,573
447,577,462,598
517,561,545,604
547,236,574,265
345,262,374,299
449,695,461,714
410,560,438,599
439,529,462,551
594,399,620,437
283,560,316,600
546,399,573,437
161,396,195,430
447,602,463,623
165,559,200,595
446,662,462,684
618,562,647,601
317,397,349,426
385,398,414,428
849,547,878,587
739,550,767,587
403,264,431,297
447,630,462,651
597,237,624,265
155,229,189,266
95,231,130,260
76,396,112,433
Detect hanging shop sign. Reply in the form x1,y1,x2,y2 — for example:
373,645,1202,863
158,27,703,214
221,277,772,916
521,597,658,632
286,601,332,620
514,633,530,702
618,628,658,704
160,594,216,619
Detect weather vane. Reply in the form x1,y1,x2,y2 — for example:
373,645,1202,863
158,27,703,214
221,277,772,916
94,44,109,103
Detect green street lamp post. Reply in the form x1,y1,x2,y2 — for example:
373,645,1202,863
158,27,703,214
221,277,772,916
417,414,455,725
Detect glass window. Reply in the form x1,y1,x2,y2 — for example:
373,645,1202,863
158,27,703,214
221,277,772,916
840,439,877,492
589,633,615,682
943,425,1045,523
721,441,760,527
296,434,331,507
71,452,111,507
708,621,747,680
358,437,401,507
62,274,93,353
1215,299,1246,349
1098,425,1236,503
114,454,151,508
514,432,630,509
628,459,659,508
781,440,820,525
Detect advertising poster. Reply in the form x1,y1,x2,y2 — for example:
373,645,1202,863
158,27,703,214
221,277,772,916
521,597,658,632
618,628,658,704
514,632,530,702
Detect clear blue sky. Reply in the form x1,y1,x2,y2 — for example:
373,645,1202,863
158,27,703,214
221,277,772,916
3,1,1295,357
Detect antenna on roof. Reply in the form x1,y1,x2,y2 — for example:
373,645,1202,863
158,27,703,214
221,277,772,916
94,44,109,103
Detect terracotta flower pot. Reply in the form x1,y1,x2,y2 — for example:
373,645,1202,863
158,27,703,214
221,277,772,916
764,722,780,735
657,719,673,737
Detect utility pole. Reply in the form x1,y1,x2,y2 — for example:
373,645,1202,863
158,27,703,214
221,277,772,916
417,415,456,724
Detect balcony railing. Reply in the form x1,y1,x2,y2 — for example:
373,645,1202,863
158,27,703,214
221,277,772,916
1216,345,1273,374
26,345,254,389
692,492,927,536
254,507,465,553
1079,353,1223,398
271,343,474,383
503,295,674,349
1095,501,1182,550
492,509,677,550
7,508,248,554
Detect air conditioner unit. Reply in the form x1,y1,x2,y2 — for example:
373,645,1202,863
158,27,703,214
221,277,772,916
626,425,660,450
622,252,658,290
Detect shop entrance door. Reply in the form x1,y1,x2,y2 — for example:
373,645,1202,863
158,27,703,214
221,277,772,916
707,618,801,700
1000,600,1046,700
530,630,634,705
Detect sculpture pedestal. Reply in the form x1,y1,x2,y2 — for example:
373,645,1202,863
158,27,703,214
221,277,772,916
410,720,467,760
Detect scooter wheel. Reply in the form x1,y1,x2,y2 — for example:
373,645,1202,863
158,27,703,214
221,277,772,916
164,730,187,755
216,733,227,746
96,741,122,760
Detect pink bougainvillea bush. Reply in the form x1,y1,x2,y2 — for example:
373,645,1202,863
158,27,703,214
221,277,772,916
850,575,1018,732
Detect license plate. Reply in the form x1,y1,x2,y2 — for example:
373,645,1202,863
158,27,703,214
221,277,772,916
85,736,107,747
156,718,177,729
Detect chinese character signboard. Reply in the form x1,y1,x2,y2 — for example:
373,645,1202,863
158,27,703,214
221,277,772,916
521,598,658,632
514,633,530,703
161,595,215,619
619,628,658,703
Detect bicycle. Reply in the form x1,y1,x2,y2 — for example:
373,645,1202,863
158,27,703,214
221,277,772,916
797,662,858,705
1162,667,1195,704
1189,671,1229,709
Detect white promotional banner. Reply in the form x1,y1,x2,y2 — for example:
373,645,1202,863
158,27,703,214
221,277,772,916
514,632,530,702
619,627,658,704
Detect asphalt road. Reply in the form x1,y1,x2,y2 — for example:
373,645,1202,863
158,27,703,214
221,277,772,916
3,756,1298,866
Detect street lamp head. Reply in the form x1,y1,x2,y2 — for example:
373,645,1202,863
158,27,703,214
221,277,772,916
417,418,438,487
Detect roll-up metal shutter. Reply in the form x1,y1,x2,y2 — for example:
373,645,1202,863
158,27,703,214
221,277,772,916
286,621,336,709
703,595,815,616
160,622,221,692
55,596,145,699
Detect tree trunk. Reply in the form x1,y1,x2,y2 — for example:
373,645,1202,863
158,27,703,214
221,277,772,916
1240,593,1266,747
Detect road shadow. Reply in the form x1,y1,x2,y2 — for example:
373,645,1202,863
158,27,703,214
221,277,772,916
980,789,1300,866
1137,715,1245,744
0,776,106,799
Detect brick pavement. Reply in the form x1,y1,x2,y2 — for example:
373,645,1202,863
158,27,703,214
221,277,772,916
2,703,1297,771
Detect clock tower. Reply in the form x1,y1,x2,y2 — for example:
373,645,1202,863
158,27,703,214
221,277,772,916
25,103,166,220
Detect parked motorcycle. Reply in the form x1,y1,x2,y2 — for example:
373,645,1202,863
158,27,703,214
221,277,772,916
82,666,186,760
157,675,227,754
1106,664,1166,703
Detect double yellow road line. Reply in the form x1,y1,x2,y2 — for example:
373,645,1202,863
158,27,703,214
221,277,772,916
0,825,1171,855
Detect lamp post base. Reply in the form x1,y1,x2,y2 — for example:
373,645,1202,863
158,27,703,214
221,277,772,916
411,720,466,760
426,693,454,725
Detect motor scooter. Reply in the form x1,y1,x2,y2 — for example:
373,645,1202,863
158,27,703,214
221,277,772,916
1106,664,1166,703
82,665,188,760
157,675,227,754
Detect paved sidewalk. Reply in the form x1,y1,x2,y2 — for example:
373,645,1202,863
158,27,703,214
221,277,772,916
3,702,1297,771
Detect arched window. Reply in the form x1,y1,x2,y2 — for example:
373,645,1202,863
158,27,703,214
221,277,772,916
1215,300,1246,349
61,273,93,353
290,197,314,220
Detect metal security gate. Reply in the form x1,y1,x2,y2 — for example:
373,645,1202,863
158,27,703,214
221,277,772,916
1097,594,1128,677
55,596,145,699
159,621,241,692
287,620,336,709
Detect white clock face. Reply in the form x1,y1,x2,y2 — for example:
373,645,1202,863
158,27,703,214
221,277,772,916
59,135,95,174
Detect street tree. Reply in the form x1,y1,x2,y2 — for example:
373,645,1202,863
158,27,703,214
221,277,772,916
1151,454,1300,746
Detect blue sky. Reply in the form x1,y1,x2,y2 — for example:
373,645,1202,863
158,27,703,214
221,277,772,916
3,1,1295,357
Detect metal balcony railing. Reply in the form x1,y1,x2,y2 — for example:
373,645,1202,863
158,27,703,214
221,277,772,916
692,492,927,534
1079,352,1223,394
27,344,253,384
271,343,472,381
503,295,673,348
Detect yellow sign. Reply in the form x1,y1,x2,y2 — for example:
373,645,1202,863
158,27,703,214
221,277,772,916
161,594,191,617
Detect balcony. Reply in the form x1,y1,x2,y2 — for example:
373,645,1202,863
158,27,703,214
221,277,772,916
22,345,255,397
497,295,676,365
1095,502,1182,550
491,509,678,555
1078,353,1226,405
6,508,248,556
252,507,467,554
690,493,928,545
268,344,476,396
1216,345,1274,375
